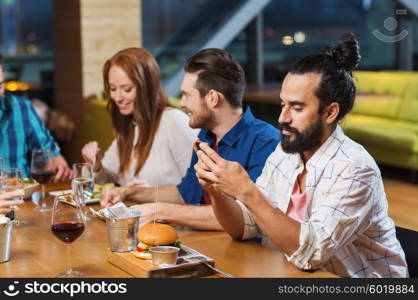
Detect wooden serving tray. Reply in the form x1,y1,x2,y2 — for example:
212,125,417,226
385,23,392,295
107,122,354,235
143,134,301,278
108,245,215,278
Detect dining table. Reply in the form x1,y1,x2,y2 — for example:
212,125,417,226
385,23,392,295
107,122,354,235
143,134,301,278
0,183,337,278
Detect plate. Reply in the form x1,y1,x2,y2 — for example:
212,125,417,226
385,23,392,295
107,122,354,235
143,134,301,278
48,190,100,204
92,183,115,198
24,183,40,199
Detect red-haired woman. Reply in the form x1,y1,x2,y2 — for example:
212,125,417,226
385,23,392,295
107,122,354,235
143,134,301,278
81,48,196,187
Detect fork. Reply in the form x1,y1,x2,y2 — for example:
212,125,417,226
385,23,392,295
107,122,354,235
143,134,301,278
89,207,105,219
188,256,237,278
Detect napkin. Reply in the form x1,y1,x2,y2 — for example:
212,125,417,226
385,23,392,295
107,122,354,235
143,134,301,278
102,202,140,219
0,215,10,224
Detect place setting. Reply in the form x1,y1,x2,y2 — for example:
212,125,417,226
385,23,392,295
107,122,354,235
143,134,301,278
101,188,234,278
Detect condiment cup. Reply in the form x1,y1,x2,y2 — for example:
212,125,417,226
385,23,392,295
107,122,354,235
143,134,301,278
150,246,179,267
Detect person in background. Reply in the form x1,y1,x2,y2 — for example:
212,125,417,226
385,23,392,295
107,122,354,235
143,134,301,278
100,48,281,231
0,54,72,182
194,34,408,277
82,47,196,187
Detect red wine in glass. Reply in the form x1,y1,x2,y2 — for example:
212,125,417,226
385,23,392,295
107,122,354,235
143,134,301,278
31,171,55,184
31,149,54,212
51,195,85,277
51,221,85,243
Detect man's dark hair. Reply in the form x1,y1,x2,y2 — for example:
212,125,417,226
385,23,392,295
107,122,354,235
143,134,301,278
184,48,245,108
289,33,361,122
0,54,3,68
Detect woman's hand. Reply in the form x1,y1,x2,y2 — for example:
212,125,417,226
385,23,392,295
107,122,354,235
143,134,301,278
100,186,127,208
81,141,103,171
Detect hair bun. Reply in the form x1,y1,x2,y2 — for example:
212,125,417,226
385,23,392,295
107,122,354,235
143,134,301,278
325,33,361,72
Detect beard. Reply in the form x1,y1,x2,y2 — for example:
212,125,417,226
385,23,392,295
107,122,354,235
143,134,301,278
188,101,216,129
279,117,324,154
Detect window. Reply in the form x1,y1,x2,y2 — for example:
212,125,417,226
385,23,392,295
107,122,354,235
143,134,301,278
226,0,416,82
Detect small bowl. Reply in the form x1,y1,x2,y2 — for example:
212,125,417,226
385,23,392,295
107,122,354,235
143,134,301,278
150,246,179,267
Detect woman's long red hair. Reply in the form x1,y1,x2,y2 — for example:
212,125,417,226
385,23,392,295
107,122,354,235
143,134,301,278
103,47,172,175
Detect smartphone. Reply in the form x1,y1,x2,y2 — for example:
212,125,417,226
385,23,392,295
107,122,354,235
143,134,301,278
194,139,202,152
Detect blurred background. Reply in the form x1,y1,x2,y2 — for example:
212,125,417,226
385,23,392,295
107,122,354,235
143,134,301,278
0,0,417,186
2,1,416,101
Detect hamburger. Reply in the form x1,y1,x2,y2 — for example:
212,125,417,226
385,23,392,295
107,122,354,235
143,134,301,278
132,223,180,260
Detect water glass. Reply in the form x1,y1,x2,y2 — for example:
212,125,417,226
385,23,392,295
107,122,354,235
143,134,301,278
3,168,24,221
72,163,94,221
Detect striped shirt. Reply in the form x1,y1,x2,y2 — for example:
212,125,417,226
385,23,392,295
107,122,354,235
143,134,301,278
237,125,408,278
0,93,60,177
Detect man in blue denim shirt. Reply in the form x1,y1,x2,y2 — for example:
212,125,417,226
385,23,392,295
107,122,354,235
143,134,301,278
101,49,280,230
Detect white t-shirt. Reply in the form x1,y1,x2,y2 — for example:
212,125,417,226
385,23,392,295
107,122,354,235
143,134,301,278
96,107,198,186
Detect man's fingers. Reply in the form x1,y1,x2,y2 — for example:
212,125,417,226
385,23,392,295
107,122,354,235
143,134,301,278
196,149,218,171
60,168,70,182
199,142,223,164
194,164,218,183
197,177,212,187
196,159,210,171
197,178,207,186
131,204,153,225
53,166,72,183
66,169,74,181
54,166,64,182
63,168,73,182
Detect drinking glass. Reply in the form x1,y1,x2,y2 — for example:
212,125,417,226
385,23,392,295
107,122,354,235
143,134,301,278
31,149,55,212
72,163,94,221
3,168,24,221
51,194,85,277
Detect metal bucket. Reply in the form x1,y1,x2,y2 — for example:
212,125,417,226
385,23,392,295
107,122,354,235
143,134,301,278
106,216,140,252
0,220,13,263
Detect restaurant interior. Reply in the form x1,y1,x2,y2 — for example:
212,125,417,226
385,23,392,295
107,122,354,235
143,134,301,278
0,0,417,279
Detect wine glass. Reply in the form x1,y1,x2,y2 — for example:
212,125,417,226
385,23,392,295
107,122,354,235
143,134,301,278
51,194,85,277
3,168,24,222
72,163,94,221
31,149,55,212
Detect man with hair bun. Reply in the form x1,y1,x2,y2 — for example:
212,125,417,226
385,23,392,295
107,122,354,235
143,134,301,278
195,34,408,278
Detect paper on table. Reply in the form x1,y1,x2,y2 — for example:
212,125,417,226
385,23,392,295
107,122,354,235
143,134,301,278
102,202,140,219
0,215,9,224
